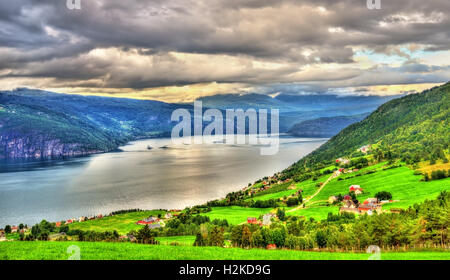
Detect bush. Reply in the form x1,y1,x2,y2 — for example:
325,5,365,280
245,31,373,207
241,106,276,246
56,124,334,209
375,191,392,201
286,197,299,207
431,170,447,180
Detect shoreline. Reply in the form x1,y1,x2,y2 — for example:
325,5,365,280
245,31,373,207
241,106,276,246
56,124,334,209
0,136,326,227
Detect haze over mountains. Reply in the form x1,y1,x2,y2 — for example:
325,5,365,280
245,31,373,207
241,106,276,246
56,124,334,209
195,93,400,132
0,88,400,160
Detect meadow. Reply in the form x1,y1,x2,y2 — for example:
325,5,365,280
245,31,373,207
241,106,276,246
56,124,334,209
0,242,448,260
155,235,196,246
68,210,165,235
312,165,450,209
203,206,271,224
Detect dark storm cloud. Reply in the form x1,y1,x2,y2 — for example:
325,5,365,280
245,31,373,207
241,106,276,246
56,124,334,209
0,0,449,92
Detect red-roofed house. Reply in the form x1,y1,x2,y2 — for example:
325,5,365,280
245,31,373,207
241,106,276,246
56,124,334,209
363,198,378,205
137,216,160,225
349,185,363,195
358,203,381,214
247,217,258,224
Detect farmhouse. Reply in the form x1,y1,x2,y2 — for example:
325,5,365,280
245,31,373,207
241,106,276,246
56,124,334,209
137,216,160,225
358,203,382,214
343,199,357,209
328,196,338,204
164,213,173,219
358,145,371,153
148,223,162,230
247,217,258,224
336,158,350,165
262,213,276,226
349,185,363,195
363,198,378,204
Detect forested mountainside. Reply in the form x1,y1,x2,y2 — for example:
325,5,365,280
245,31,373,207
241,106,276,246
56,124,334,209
288,113,369,138
0,89,183,159
286,82,450,171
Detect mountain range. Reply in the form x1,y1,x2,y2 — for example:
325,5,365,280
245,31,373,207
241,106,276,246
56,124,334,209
0,88,401,160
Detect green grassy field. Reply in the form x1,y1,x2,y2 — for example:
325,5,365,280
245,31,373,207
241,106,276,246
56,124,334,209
313,166,449,208
68,210,165,235
250,174,329,202
203,207,272,224
155,235,196,246
0,242,448,260
286,205,340,220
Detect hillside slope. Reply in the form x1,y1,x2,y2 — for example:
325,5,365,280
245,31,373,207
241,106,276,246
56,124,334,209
0,89,182,159
288,113,369,138
288,82,450,168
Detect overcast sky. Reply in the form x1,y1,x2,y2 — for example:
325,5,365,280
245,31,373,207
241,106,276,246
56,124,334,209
0,0,449,102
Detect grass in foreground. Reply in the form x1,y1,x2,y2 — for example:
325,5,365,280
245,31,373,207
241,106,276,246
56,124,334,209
155,235,196,246
0,242,448,260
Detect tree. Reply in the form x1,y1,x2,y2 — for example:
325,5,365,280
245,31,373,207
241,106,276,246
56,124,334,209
375,191,392,201
231,225,243,247
208,226,224,247
286,197,299,207
4,225,11,234
136,226,157,244
193,233,207,246
298,192,303,204
315,230,327,248
277,208,286,221
241,225,252,248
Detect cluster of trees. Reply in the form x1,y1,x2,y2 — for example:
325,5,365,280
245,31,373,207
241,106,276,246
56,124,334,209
18,220,62,241
199,192,449,251
109,209,144,216
4,223,26,234
145,213,229,238
375,191,392,201
286,193,303,207
423,170,450,181
73,230,120,242
193,226,225,247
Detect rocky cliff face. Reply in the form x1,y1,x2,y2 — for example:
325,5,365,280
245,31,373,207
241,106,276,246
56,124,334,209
0,133,103,159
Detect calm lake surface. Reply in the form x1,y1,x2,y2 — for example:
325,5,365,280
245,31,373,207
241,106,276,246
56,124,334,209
0,136,326,226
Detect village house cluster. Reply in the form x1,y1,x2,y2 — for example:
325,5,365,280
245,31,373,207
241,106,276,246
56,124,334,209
243,172,290,196
135,211,180,230
330,185,395,216
61,214,104,226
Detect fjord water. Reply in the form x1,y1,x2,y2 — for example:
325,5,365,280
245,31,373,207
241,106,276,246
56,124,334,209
0,136,325,226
